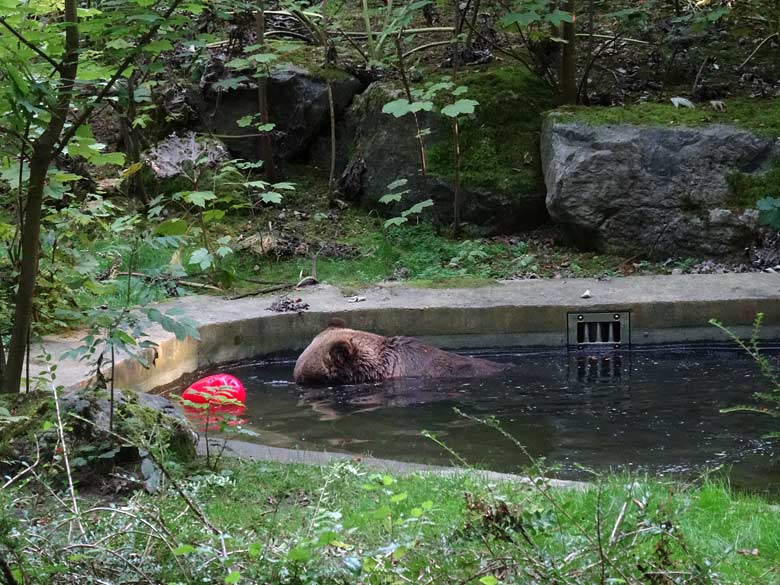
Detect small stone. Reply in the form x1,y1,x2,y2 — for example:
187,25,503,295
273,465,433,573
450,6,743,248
347,296,367,303
581,290,592,299
671,268,684,275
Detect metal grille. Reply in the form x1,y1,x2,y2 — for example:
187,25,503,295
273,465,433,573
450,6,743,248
567,352,631,391
567,311,630,350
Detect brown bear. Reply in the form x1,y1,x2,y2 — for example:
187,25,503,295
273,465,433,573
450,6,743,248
293,319,509,385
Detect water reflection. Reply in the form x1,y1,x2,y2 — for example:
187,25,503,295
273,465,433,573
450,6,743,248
175,346,780,490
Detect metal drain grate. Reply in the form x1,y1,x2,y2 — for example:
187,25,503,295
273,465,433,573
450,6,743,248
567,311,630,350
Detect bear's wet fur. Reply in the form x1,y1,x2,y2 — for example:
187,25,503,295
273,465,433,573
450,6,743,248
293,319,509,385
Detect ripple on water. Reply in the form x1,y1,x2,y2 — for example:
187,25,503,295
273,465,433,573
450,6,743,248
178,346,780,491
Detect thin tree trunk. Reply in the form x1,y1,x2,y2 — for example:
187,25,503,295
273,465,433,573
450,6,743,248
326,83,337,194
255,0,278,181
1,0,79,394
395,35,427,176
452,118,461,237
321,0,338,198
559,0,578,104
361,0,375,60
465,0,482,48
122,73,147,200
0,332,5,382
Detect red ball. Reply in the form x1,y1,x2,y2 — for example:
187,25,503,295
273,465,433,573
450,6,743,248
182,373,246,405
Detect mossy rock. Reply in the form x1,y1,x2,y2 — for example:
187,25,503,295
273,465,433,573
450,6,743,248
334,65,555,232
541,116,777,258
427,66,555,210
194,61,364,162
558,98,780,137
0,389,196,481
727,161,780,209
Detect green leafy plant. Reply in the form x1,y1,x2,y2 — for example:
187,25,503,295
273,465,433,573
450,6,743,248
756,196,780,230
711,313,780,435
382,78,479,235
378,179,433,228
146,134,291,284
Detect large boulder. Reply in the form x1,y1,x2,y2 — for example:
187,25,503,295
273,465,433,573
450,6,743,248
197,65,364,162
542,116,780,258
323,69,551,233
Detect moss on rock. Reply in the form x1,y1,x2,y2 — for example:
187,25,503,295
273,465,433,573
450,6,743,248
427,66,556,199
727,161,780,209
557,98,780,137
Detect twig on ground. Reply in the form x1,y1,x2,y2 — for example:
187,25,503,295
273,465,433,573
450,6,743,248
609,500,629,545
225,276,317,300
115,272,222,292
575,32,649,44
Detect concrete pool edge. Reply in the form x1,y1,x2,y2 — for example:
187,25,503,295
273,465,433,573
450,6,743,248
200,438,588,490
38,273,780,393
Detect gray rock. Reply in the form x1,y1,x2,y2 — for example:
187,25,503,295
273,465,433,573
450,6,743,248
62,389,196,459
197,65,364,162
322,82,547,232
541,117,780,258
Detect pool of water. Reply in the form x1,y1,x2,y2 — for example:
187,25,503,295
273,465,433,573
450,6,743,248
173,346,780,490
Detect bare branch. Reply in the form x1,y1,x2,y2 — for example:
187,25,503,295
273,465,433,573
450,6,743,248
738,32,779,70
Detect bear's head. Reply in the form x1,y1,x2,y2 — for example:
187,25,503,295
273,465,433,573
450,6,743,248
293,319,388,385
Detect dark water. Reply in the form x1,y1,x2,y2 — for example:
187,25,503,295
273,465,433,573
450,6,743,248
177,346,780,491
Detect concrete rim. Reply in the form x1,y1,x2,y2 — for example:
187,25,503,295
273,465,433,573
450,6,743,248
38,273,780,393
33,274,780,486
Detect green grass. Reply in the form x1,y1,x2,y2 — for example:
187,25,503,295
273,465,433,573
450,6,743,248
4,456,779,583
147,465,780,583
76,215,679,314
559,98,780,137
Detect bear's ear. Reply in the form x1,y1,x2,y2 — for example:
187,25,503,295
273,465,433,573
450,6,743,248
329,339,355,367
328,318,347,329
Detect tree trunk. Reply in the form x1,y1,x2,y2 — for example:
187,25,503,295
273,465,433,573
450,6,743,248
452,118,461,237
121,73,147,201
0,331,5,382
559,0,578,104
1,0,79,393
255,0,278,182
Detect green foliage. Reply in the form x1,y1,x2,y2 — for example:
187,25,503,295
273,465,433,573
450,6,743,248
378,179,433,228
711,313,780,434
2,458,779,583
726,162,780,211
440,98,479,118
500,0,575,29
381,98,434,117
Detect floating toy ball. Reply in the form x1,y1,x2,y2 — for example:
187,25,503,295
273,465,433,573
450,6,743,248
182,373,246,405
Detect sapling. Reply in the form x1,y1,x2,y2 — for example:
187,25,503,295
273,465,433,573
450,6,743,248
440,92,478,236
383,80,478,235
379,178,433,228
